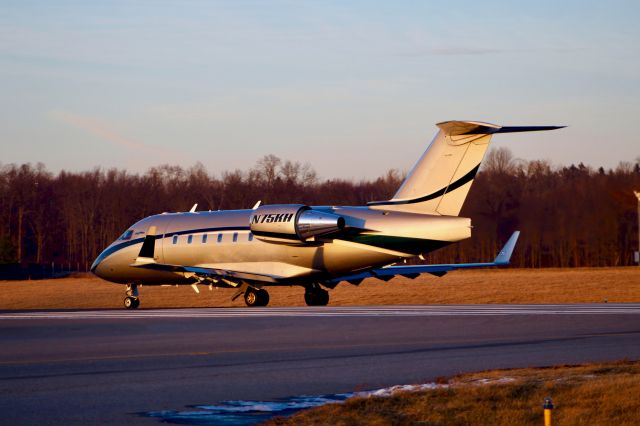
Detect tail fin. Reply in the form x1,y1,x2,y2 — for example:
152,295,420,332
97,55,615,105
369,121,564,216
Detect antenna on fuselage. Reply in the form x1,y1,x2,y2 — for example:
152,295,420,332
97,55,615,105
189,203,198,213
252,200,261,209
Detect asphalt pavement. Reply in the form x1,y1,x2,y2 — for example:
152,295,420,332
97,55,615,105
1,305,639,425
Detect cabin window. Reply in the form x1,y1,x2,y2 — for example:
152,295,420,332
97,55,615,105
202,234,208,244
217,233,223,243
120,230,134,240
233,232,238,242
248,233,253,242
172,235,178,244
187,235,193,244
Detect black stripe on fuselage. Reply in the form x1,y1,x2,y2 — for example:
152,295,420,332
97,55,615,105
368,164,480,207
91,237,145,271
251,230,299,241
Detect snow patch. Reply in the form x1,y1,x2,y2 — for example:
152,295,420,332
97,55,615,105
142,377,515,425
357,382,443,398
143,394,354,425
469,377,517,386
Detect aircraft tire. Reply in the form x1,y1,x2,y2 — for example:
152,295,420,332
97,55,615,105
317,289,329,306
304,291,316,306
244,289,258,307
245,288,269,307
256,289,270,306
304,288,329,306
124,296,139,309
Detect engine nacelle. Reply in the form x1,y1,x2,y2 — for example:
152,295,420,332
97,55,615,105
250,204,345,244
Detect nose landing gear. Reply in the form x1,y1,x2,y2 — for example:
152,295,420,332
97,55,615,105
124,296,140,309
124,284,140,309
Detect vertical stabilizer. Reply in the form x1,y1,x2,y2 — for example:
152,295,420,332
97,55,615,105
368,121,564,216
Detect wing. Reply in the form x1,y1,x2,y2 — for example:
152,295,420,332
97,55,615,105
325,231,520,287
131,258,280,283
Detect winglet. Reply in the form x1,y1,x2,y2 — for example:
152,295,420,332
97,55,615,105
493,231,520,265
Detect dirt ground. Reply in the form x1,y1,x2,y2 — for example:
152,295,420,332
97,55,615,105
1,267,639,310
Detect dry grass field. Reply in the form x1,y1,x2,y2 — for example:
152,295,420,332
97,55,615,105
0,267,639,310
265,360,640,426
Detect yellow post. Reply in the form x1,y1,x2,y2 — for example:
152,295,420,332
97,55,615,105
543,397,553,426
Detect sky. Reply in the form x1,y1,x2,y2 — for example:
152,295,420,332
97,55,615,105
1,0,639,180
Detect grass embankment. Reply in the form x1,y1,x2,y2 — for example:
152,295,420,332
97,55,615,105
265,360,640,426
0,267,639,310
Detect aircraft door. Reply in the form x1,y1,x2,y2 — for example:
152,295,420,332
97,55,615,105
155,215,173,265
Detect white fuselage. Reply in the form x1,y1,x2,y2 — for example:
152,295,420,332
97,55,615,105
92,206,471,287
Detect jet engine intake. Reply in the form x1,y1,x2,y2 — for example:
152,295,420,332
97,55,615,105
250,204,345,243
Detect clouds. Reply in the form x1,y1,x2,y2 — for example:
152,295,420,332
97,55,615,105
47,110,188,171
50,110,146,151
1,1,639,177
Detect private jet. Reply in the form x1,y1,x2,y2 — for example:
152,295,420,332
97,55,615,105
91,120,563,308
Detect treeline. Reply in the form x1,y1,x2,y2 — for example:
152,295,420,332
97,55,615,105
0,150,638,271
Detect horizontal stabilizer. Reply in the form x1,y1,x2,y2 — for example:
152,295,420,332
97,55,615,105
437,121,565,136
326,231,520,286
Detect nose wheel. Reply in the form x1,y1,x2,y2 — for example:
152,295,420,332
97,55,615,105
124,296,140,309
124,284,140,309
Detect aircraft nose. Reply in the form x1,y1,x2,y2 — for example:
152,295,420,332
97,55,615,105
90,249,110,277
90,243,133,283
90,256,103,277
90,257,101,274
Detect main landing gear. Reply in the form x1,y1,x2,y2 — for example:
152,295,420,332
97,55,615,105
244,287,270,307
304,284,329,306
124,283,140,309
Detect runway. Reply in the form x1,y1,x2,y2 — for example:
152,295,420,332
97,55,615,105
1,304,640,425
3,304,640,319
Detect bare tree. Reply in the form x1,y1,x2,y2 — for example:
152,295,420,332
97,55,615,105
0,154,639,270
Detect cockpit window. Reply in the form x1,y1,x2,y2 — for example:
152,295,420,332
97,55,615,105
120,230,134,240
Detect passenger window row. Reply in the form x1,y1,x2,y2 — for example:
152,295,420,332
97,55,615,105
171,232,253,245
